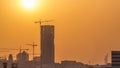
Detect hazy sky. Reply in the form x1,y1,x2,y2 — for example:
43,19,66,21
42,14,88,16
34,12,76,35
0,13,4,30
0,0,120,64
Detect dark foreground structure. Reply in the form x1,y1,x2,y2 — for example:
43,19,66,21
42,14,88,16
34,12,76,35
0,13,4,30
112,51,120,68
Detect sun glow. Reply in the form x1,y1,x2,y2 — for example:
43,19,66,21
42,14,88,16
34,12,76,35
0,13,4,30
21,0,38,10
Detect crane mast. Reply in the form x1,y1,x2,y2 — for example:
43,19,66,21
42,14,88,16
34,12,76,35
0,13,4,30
26,42,37,59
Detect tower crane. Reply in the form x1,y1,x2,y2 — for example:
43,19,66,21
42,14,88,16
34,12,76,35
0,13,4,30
0,48,29,53
35,19,53,25
25,42,37,59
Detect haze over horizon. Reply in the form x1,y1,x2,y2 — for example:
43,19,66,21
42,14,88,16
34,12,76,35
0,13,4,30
0,0,120,64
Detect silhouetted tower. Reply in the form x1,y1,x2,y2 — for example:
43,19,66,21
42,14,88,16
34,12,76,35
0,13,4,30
8,54,13,63
8,54,13,68
41,25,54,64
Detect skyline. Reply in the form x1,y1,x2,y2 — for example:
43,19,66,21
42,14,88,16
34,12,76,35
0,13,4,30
0,0,120,64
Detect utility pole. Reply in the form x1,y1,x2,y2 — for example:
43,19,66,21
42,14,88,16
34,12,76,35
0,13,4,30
26,42,37,59
35,19,53,68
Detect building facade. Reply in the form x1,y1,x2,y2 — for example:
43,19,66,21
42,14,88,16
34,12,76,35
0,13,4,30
41,25,55,64
112,51,120,68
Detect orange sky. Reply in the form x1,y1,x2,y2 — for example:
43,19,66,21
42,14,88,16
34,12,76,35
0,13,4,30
0,0,120,64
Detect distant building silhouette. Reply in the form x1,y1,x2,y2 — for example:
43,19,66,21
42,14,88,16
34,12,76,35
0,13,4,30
8,54,13,63
0,24,112,68
16,51,29,62
33,56,41,62
112,51,120,68
16,51,29,68
8,54,13,68
61,60,88,68
41,25,55,64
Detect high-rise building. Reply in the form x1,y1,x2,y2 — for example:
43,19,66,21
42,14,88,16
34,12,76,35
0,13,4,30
41,25,54,64
112,51,120,68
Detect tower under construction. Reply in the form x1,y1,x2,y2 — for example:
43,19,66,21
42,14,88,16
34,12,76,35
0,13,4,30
41,25,54,64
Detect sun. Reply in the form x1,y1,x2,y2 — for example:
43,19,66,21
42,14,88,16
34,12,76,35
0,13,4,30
21,0,38,9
